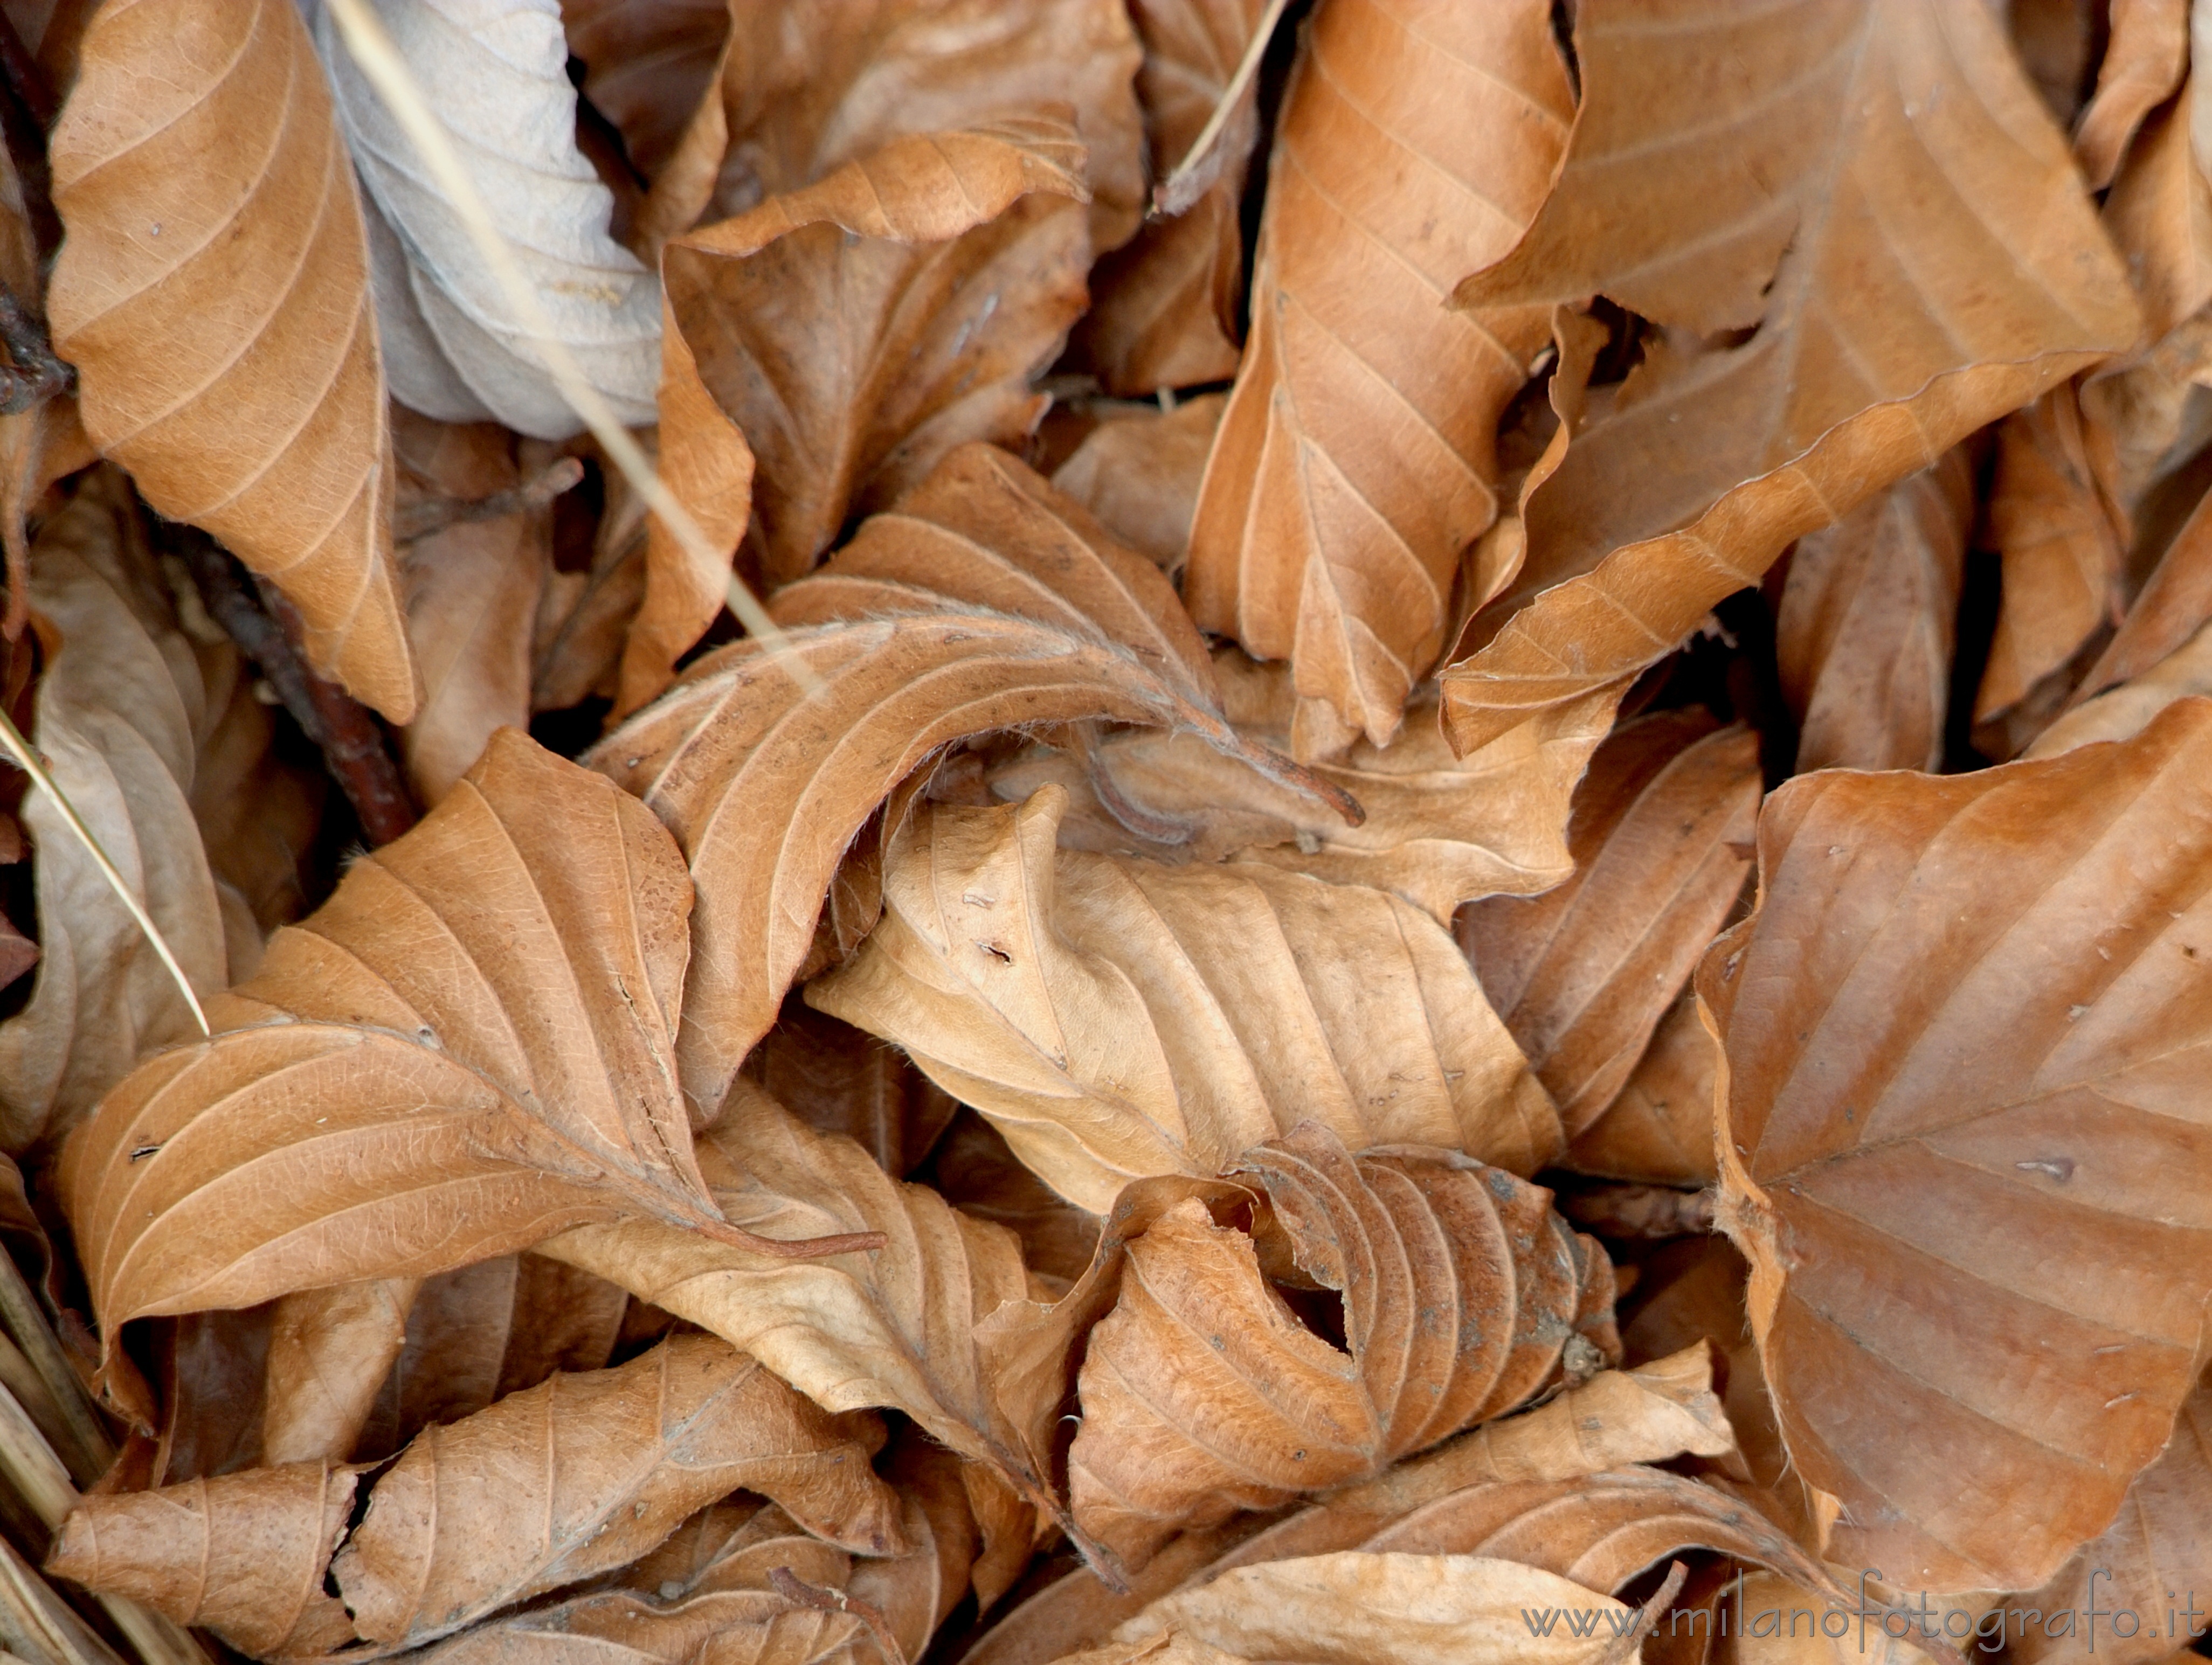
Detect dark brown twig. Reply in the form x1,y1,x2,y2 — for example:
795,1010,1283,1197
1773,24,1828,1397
395,454,584,544
768,1567,905,1665
174,531,420,847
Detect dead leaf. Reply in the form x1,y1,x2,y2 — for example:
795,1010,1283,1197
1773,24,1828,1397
1068,0,1265,394
924,1109,1102,1287
986,650,1616,922
1776,449,1975,773
1702,696,2212,1592
394,412,552,804
747,1002,959,1181
1185,0,1574,757
1561,994,1719,1187
314,0,661,438
1457,715,1760,1138
260,1276,418,1467
330,1334,902,1651
387,1583,862,1665
660,119,1091,590
1443,0,2139,761
48,0,417,721
2029,618,2212,754
60,727,874,1364
1050,394,1224,570
0,484,229,1154
2102,75,2212,349
559,0,729,181
46,1460,358,1657
1066,1122,1617,1569
2075,0,2188,189
811,787,1560,1215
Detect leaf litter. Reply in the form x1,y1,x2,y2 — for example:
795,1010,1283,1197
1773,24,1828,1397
0,4,2194,1665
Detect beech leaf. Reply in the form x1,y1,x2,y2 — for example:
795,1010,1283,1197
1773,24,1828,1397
1702,697,2212,1592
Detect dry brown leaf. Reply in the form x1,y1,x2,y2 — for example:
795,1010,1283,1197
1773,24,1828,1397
46,1460,358,1657
260,1276,418,1467
2075,0,2189,189
404,1585,862,1665
987,649,1615,922
0,485,229,1155
1561,994,1719,1187
1050,394,1225,570
2102,75,2212,348
746,1002,959,1180
1776,449,1975,773
1457,715,1759,1139
541,1084,1060,1547
1068,0,1264,394
811,786,1560,1215
1702,697,2212,1592
559,0,728,181
395,413,552,805
587,605,1350,1114
533,440,650,712
1442,0,2139,761
1066,1122,1617,1570
661,120,1090,593
330,1335,901,1651
48,0,416,722
2012,1380,2212,1665
2086,481,2212,702
924,1108,1102,1287
2028,618,2212,753
60,727,872,1363
1184,0,1573,757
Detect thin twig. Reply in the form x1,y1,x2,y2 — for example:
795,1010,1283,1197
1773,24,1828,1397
1151,0,1294,216
321,0,820,696
0,1253,112,1493
176,532,417,847
767,1568,905,1665
0,710,208,1037
395,455,584,544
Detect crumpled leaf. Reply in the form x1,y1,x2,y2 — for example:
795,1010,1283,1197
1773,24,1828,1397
1457,714,1759,1137
1066,1122,1617,1570
0,484,229,1155
330,1334,901,1651
1778,448,1975,773
1443,0,2140,761
46,1460,358,1657
1185,0,1574,757
559,0,729,181
315,0,661,439
1050,393,1225,570
986,649,1617,922
1561,994,1719,1187
2029,619,2212,755
746,1002,958,1181
2074,0,2188,189
49,0,416,720
406,1585,862,1665
1068,0,1266,395
1702,696,2212,1592
60,727,872,1362
260,1275,420,1466
661,120,1091,592
811,786,1561,1215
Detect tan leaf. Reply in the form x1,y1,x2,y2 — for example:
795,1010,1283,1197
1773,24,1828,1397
541,1084,1059,1540
60,728,870,1359
330,1335,902,1651
1050,393,1225,570
746,1002,959,1181
46,1460,358,1658
986,649,1616,922
587,606,1349,1113
558,0,728,181
1561,994,1719,1187
2075,0,2188,189
662,120,1091,589
395,413,553,805
2028,618,2212,754
1777,449,1975,773
1457,716,1760,1138
404,1586,861,1665
2012,1380,2212,1665
1442,0,2139,761
47,0,416,721
1069,0,1266,394
0,485,229,1154
1066,1123,1617,1570
2082,481,2212,704
314,0,661,439
261,1276,419,1466
925,1109,1102,1287
1185,0,1573,756
2102,75,2212,347
810,787,1560,1215
1702,697,2212,1591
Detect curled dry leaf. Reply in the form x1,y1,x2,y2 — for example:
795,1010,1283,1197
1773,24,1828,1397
1561,993,1719,1187
2029,620,2212,755
404,1585,862,1665
1069,0,1266,394
2073,0,2189,189
1457,714,1760,1138
48,0,416,721
987,649,1616,922
60,728,872,1365
1066,1122,1618,1571
315,0,661,439
746,1002,959,1181
1444,0,2139,761
1185,0,1574,757
2100,70,2212,352
661,120,1091,593
0,486,229,1155
1050,393,1225,570
811,787,1560,1215
330,1335,902,1652
558,0,729,181
1777,448,1975,774
47,1460,357,1659
260,1276,418,1466
588,603,1352,1114
1702,697,2212,1592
